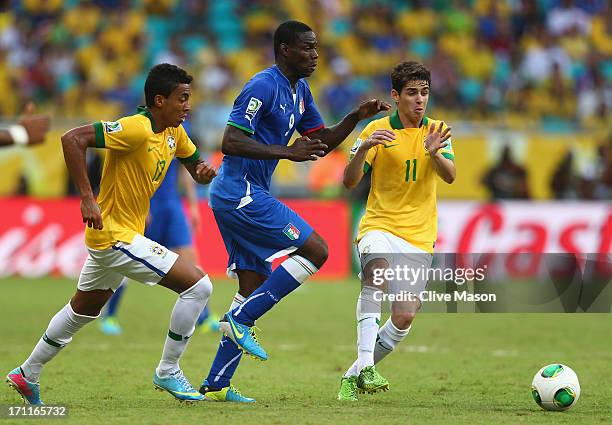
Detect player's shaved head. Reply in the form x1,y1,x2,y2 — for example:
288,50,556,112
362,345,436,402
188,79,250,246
145,63,193,107
391,62,430,93
274,20,313,58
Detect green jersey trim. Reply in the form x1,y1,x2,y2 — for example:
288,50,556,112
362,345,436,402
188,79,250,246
441,152,454,161
178,148,200,164
228,121,255,135
93,122,105,148
136,106,159,133
389,110,403,129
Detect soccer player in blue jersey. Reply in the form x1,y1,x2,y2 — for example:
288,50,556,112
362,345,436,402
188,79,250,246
198,21,390,402
99,156,220,335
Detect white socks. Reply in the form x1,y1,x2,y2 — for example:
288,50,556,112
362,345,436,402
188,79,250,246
230,292,246,311
345,318,411,378
374,319,411,364
156,275,213,377
356,286,381,372
21,303,98,382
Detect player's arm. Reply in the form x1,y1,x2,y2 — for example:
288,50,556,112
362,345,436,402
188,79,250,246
343,130,395,189
182,158,217,185
222,125,328,162
223,78,330,162
0,115,50,147
424,122,455,184
60,124,103,229
0,130,18,146
306,99,391,155
177,127,217,185
179,165,201,232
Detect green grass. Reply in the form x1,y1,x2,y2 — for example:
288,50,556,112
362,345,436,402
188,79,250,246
0,277,610,424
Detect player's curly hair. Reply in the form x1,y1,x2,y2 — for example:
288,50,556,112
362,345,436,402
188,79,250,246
274,21,313,58
391,62,430,93
144,63,193,107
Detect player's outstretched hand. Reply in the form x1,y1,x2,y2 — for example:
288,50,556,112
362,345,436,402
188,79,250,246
424,121,451,156
358,129,396,153
81,197,103,230
194,161,217,184
355,99,392,120
287,136,328,162
17,102,50,146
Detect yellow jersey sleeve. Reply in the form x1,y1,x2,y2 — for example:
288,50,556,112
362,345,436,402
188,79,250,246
93,116,147,152
349,121,378,173
175,125,199,163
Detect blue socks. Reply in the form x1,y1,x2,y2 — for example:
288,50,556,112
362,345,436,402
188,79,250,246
232,256,317,326
205,256,317,390
205,335,243,389
205,293,245,389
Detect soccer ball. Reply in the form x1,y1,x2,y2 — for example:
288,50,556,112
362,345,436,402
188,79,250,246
531,364,580,411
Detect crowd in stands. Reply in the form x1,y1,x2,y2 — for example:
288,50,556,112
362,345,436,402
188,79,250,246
1,0,610,199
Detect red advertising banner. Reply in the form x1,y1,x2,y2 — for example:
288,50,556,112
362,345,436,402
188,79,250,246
437,202,611,255
0,198,609,280
0,198,350,280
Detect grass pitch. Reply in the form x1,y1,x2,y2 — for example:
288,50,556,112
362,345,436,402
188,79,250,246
0,277,610,424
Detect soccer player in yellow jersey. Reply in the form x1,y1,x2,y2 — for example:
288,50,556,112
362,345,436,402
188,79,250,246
337,61,455,401
6,64,217,404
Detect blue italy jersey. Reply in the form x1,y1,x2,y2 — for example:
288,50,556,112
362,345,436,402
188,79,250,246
209,65,324,210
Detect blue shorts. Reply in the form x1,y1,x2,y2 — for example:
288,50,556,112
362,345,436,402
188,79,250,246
144,200,192,249
213,194,313,277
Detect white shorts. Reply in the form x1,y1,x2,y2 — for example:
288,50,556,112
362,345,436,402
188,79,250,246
77,234,179,292
357,230,433,296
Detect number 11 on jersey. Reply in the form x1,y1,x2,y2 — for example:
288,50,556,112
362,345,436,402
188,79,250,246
405,159,417,182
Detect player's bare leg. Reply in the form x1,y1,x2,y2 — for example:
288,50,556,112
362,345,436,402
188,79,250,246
390,299,419,330
293,231,329,269
71,289,115,316
237,269,268,298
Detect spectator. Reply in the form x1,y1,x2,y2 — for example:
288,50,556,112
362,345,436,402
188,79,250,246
550,150,577,199
547,0,591,36
482,146,530,200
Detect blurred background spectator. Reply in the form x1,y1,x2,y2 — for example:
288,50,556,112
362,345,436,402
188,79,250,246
482,145,530,200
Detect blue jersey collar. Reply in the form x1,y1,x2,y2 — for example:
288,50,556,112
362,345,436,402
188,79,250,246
272,65,295,90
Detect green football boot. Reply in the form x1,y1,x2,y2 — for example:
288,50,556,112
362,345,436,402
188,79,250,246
357,366,389,394
337,376,358,401
200,380,255,403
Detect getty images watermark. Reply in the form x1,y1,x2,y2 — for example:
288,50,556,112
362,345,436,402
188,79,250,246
359,253,610,313
369,263,493,303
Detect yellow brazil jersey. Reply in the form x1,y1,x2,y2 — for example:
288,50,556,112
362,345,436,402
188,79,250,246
351,111,454,253
85,106,199,250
